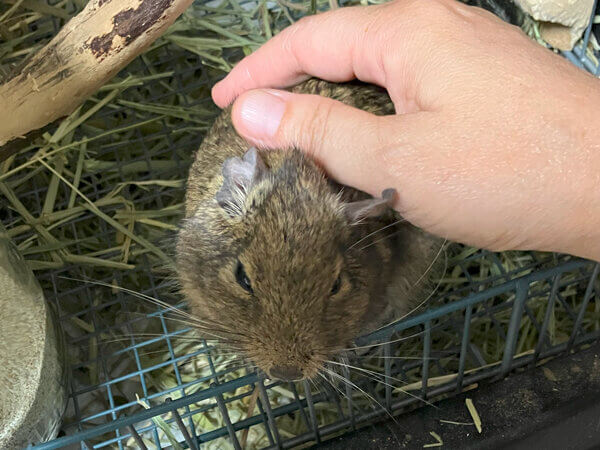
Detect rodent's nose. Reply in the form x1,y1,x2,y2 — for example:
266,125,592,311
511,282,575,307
269,365,303,381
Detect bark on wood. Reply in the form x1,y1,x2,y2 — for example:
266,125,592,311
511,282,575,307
0,0,194,156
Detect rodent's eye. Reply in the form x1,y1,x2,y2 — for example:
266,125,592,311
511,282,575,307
235,261,253,293
330,275,341,296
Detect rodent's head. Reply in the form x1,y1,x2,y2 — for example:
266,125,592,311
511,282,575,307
177,148,396,381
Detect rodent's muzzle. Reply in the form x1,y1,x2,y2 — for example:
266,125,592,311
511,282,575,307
269,364,304,382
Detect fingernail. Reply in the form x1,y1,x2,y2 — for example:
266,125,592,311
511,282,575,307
237,90,289,138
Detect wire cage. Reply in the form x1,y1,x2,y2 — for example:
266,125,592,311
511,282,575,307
1,1,599,449
562,0,600,75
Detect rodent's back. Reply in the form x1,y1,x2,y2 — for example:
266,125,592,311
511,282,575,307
184,79,394,217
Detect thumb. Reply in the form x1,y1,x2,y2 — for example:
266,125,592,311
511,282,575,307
230,88,434,203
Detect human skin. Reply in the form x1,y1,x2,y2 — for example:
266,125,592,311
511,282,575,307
211,0,600,261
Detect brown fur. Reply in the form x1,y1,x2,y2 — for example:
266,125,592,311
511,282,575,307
177,79,444,380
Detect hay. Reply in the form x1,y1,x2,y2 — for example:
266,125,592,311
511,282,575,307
0,1,597,449
465,398,482,434
423,431,443,448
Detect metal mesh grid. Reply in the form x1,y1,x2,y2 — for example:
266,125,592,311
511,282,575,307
0,1,599,449
30,254,600,450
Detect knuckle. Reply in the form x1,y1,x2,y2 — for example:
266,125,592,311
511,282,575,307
279,16,307,52
291,14,314,34
290,12,323,38
296,97,337,157
405,0,455,23
370,125,398,175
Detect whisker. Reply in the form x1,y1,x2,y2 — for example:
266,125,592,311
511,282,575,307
322,367,374,409
352,355,446,361
326,359,438,409
413,239,448,288
98,335,219,344
149,311,251,335
328,359,408,385
62,278,239,340
336,364,400,394
373,243,449,332
317,371,348,403
128,309,219,329
101,331,199,338
130,349,244,364
395,242,449,323
58,276,194,320
140,314,239,337
307,378,320,397
323,367,399,425
143,316,237,341
357,230,402,252
347,219,405,251
328,366,418,447
338,323,443,352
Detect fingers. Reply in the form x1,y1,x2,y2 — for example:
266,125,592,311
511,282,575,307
211,3,396,108
230,88,435,202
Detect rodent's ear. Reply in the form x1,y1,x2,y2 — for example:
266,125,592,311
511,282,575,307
343,188,397,223
216,147,267,216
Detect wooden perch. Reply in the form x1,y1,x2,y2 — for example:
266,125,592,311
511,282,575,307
0,0,194,152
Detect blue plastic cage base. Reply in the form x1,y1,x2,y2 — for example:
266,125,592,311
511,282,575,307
0,1,599,449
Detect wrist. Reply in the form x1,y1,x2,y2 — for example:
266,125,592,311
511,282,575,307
549,76,600,262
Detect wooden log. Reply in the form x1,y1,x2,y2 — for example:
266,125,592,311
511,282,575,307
0,0,194,155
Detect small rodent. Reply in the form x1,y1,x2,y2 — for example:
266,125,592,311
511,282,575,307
177,79,445,382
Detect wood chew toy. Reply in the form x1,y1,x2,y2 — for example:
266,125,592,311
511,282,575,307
0,0,193,158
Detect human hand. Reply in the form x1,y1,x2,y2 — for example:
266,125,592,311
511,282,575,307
212,0,600,261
